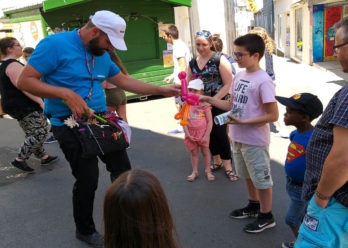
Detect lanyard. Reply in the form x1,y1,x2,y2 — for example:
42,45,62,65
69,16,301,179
78,29,95,101
85,51,95,100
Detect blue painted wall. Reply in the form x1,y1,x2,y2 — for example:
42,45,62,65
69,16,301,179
313,5,324,62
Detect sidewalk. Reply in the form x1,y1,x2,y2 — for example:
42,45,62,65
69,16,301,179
313,60,348,83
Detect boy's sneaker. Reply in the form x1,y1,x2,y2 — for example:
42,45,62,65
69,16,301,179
282,241,295,248
11,159,34,172
41,155,58,165
44,136,57,144
229,205,259,219
243,215,276,233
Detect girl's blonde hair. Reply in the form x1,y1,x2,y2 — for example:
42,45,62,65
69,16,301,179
250,27,275,56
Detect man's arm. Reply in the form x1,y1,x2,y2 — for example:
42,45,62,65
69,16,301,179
163,57,186,83
315,125,348,208
17,64,89,118
108,72,180,97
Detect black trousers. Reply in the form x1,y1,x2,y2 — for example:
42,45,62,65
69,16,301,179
209,106,231,160
52,125,131,235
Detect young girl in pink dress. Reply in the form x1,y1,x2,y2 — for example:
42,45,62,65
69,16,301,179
183,79,214,181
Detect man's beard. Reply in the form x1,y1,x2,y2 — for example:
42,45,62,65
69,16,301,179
87,37,106,56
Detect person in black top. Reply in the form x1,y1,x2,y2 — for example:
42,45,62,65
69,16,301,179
0,37,58,172
187,31,238,181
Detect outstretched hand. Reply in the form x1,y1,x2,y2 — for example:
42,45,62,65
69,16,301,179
160,84,181,97
199,95,210,103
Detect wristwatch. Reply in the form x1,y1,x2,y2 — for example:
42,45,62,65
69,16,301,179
315,190,331,200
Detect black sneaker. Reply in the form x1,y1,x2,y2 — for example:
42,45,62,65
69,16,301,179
282,241,295,248
76,230,103,248
229,205,259,219
44,136,57,144
11,159,34,172
41,155,58,165
243,215,276,233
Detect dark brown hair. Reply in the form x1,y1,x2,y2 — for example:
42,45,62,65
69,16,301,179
164,24,179,39
234,33,265,60
107,50,128,75
23,47,34,54
0,37,16,56
103,169,178,248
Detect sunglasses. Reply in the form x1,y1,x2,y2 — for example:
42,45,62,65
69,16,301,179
196,30,211,38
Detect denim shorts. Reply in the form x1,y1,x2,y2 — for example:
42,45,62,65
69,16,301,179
295,196,348,248
285,178,308,227
232,142,273,189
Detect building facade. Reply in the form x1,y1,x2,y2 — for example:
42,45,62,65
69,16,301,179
274,0,347,65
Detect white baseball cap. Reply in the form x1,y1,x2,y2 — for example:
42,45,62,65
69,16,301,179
188,79,204,90
90,10,127,51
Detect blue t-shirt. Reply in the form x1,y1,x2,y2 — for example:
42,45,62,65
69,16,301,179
28,29,120,126
285,129,313,182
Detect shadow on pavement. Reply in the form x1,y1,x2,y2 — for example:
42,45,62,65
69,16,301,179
327,79,347,87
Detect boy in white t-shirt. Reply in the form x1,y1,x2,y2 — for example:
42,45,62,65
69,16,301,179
162,25,192,134
200,33,279,233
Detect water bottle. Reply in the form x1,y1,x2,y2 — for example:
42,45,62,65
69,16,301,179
214,108,241,125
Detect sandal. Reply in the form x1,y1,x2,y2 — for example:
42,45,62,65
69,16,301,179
205,171,215,181
225,170,238,182
187,172,199,182
210,163,223,172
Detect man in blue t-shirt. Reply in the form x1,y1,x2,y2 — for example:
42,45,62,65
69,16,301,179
276,93,323,248
17,10,179,248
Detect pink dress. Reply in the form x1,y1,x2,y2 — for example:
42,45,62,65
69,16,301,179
184,104,211,151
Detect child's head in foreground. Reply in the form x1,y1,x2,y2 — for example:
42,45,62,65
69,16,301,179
188,78,204,95
103,169,177,248
276,93,323,128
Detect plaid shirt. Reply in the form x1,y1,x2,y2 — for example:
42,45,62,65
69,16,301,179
302,85,348,207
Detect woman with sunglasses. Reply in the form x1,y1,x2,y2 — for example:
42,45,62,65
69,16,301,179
187,31,238,182
0,37,57,172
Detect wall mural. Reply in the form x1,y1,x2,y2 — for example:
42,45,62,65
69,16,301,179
324,6,342,61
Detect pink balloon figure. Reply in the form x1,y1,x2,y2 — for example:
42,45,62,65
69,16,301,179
178,71,200,105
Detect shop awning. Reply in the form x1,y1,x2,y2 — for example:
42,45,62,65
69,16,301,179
43,0,191,12
161,0,191,6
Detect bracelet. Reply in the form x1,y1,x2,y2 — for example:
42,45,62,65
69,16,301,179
315,190,331,200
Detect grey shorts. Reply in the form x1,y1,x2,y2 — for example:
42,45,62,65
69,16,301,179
105,88,127,107
232,141,273,189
